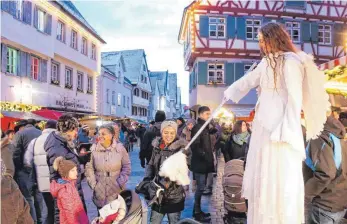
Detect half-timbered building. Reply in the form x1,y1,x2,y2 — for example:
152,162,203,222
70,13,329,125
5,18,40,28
178,0,347,116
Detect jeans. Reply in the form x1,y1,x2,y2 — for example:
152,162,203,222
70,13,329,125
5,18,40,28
42,193,54,224
204,173,213,192
306,204,347,224
194,173,207,213
150,210,181,224
15,170,47,223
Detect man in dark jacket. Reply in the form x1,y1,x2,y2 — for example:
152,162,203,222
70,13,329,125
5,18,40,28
191,106,216,222
44,114,86,223
304,115,347,224
12,119,43,223
140,110,166,168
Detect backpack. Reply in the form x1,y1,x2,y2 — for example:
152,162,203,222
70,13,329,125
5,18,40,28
222,159,247,213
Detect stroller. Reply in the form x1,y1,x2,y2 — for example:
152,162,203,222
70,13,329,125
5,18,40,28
222,159,247,224
91,190,149,224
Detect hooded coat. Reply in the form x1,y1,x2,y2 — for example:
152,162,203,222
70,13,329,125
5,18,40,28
140,122,162,163
85,140,131,208
50,179,88,224
304,116,347,212
142,137,188,214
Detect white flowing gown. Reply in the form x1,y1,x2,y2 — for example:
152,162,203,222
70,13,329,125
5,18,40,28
224,52,330,224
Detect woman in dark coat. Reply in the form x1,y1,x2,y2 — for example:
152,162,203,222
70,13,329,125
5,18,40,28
44,114,86,223
138,121,188,224
222,120,251,163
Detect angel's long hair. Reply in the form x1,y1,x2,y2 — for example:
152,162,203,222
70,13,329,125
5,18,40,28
259,22,298,89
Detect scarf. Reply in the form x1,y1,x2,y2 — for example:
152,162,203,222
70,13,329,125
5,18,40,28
232,132,250,146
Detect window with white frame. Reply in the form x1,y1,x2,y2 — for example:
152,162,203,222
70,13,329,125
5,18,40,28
143,64,146,72
77,72,83,91
318,24,331,45
57,21,65,42
6,47,19,75
71,30,78,49
132,106,137,116
37,8,45,32
15,0,23,20
51,62,59,83
246,19,261,40
31,56,40,80
134,88,139,96
82,37,88,55
91,44,96,60
111,91,115,105
87,76,92,92
123,95,126,108
208,63,224,84
65,68,72,88
285,22,300,43
118,93,121,106
209,17,225,38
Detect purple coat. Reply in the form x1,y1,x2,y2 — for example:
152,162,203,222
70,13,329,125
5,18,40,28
85,140,131,208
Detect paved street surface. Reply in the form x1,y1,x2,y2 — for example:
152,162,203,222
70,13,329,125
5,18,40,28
82,146,226,223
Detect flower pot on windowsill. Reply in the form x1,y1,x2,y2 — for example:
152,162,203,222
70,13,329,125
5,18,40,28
65,84,73,90
87,90,93,94
77,88,84,93
51,80,60,86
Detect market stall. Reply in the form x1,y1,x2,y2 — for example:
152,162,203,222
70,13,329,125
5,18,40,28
320,55,347,110
1,111,48,131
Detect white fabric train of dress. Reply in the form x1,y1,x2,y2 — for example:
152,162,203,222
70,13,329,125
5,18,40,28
223,51,330,224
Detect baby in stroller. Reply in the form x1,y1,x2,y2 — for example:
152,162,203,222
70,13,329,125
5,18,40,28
92,190,149,224
222,159,247,224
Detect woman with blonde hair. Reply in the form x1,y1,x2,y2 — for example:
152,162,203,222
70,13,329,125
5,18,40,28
224,22,330,224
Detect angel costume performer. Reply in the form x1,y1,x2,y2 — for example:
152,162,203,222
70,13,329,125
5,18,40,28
224,51,330,224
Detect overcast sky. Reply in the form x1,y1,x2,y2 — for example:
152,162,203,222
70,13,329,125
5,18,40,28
74,0,190,105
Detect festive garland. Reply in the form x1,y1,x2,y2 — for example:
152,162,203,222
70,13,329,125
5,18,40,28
0,102,41,112
324,65,347,80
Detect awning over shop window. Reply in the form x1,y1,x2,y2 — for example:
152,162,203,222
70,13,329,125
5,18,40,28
32,109,63,121
1,111,49,121
0,111,48,131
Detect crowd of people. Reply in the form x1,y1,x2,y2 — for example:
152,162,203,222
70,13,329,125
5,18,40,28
1,22,347,224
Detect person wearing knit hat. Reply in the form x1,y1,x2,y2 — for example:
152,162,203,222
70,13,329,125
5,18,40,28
160,120,178,134
137,119,188,223
51,157,88,224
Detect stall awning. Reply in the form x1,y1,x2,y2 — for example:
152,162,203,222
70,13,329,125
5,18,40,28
319,56,347,70
1,111,49,121
32,109,62,121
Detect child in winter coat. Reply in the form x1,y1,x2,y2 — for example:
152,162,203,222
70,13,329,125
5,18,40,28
50,157,89,224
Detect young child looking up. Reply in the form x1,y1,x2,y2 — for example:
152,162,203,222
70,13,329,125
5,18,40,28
50,157,88,224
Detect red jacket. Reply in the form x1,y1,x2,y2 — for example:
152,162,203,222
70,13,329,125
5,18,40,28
51,179,88,224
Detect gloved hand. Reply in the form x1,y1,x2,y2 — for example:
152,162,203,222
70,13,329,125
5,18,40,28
141,159,146,168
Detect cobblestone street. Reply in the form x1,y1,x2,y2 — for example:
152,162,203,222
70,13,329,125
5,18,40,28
82,146,226,223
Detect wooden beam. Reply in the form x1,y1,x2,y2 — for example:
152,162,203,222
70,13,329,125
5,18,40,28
194,5,347,22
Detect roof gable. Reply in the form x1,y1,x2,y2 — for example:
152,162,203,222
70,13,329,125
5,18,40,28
55,0,106,43
149,71,168,96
